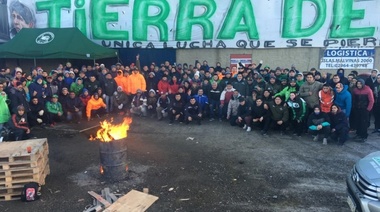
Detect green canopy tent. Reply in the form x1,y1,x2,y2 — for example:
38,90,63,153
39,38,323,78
0,27,118,65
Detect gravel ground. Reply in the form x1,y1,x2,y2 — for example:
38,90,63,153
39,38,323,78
1,116,379,212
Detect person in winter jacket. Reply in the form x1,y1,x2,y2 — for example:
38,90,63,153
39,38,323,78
307,105,330,145
0,91,10,131
70,78,84,96
8,81,30,114
232,73,249,97
274,77,299,101
373,74,380,133
329,104,349,145
130,89,148,117
28,97,48,128
169,93,185,124
220,83,236,118
287,92,307,137
184,97,202,125
112,86,128,114
319,84,334,113
84,75,100,95
252,98,270,135
102,73,118,113
7,105,31,141
156,92,170,121
299,73,324,110
333,83,351,118
352,78,374,142
46,95,64,126
114,70,130,94
86,93,106,121
208,82,222,121
227,90,240,126
129,67,146,95
157,75,170,95
65,92,84,123
269,96,289,135
147,89,158,118
236,97,252,131
28,75,46,103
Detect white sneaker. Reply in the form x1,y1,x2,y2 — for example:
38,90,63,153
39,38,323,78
246,127,251,132
322,138,327,145
243,124,247,130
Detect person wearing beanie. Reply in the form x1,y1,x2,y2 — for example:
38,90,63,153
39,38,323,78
352,78,374,142
307,105,330,145
146,89,158,118
7,105,32,141
112,86,128,115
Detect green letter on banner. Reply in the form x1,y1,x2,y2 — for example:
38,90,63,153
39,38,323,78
36,0,71,27
282,0,326,38
217,0,258,40
91,0,129,40
330,0,374,38
133,0,170,41
176,0,216,41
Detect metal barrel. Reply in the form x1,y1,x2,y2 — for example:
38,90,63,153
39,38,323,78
99,138,127,181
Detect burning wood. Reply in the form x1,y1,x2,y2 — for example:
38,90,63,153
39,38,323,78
89,117,132,142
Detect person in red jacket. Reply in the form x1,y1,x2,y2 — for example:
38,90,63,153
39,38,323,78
157,75,170,94
352,78,374,142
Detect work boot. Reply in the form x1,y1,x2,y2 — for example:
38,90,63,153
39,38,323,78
322,138,327,145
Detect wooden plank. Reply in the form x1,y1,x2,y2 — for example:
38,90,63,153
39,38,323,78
83,205,103,212
103,190,158,212
88,191,111,208
104,188,112,203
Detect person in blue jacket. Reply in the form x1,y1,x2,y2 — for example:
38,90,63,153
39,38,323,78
333,83,352,118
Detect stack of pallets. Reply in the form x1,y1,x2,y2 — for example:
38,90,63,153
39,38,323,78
0,138,49,201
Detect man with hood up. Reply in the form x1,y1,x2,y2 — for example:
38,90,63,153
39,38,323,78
112,86,128,115
307,105,330,145
352,78,374,142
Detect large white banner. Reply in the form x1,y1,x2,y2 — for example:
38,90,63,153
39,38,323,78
1,0,380,49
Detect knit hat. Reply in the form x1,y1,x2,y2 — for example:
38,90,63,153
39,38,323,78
82,88,88,94
16,81,22,86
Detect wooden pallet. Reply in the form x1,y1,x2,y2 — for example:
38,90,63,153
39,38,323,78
0,139,48,163
103,190,159,212
0,139,49,201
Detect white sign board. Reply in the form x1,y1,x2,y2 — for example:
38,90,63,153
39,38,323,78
319,47,375,70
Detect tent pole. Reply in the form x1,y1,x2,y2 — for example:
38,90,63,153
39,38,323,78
34,58,36,67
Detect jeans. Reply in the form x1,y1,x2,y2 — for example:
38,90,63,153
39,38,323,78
209,99,222,119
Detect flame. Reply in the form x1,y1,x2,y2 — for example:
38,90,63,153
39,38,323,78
90,117,132,142
100,165,104,174
125,165,129,172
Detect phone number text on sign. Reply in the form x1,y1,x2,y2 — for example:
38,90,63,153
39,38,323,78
320,48,375,70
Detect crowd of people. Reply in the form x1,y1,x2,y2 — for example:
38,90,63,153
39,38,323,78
0,54,378,145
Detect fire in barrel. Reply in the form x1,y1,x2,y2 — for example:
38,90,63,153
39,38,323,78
90,117,132,181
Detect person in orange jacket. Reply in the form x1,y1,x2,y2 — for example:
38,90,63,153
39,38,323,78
114,70,129,94
129,67,146,95
86,93,107,121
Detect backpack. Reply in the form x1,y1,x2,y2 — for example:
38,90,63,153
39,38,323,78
21,182,41,202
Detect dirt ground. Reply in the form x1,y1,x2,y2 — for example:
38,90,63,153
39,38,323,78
1,115,379,212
